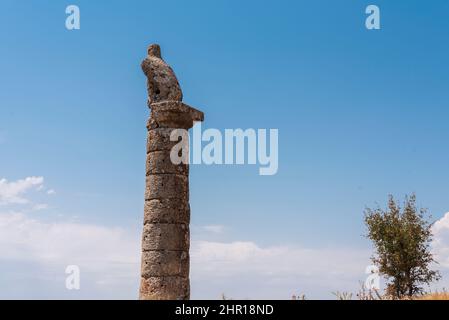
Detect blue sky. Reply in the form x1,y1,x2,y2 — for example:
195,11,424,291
1,0,449,299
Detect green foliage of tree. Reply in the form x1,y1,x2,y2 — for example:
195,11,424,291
364,194,440,299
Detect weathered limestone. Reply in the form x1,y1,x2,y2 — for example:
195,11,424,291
140,276,190,300
139,44,204,300
142,44,183,103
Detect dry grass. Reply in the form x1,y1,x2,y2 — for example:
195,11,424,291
293,285,449,300
415,292,449,300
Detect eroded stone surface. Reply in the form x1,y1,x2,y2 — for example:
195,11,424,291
142,223,189,251
150,101,204,129
141,250,189,277
140,276,189,300
144,199,190,224
141,44,183,104
147,128,179,153
145,174,188,200
146,151,188,176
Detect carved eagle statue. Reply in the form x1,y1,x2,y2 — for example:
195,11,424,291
141,44,183,104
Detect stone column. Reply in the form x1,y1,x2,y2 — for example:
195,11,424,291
139,45,204,300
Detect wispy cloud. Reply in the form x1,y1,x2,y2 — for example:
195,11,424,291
1,208,448,299
432,212,449,268
0,176,44,205
201,225,225,234
32,203,49,211
0,211,140,299
0,210,370,299
190,241,370,299
0,211,139,268
0,176,140,298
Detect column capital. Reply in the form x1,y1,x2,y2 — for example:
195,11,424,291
149,101,204,129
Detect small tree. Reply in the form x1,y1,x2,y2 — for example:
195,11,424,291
364,194,440,299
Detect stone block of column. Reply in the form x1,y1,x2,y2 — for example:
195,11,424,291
141,223,189,251
141,250,189,277
140,276,190,300
147,128,179,153
144,199,190,225
146,151,189,176
144,174,188,201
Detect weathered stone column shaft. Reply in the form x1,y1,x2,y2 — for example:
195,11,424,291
139,102,203,300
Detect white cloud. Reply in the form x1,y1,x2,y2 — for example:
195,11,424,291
190,241,370,299
432,212,449,268
0,176,140,298
187,214,449,298
31,203,49,211
0,175,371,299
0,176,44,205
47,189,56,195
0,211,140,299
5,209,448,299
0,211,370,299
0,212,139,269
0,176,370,299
